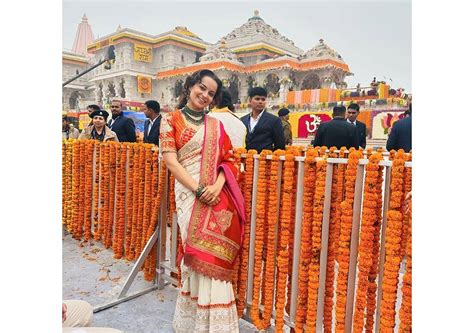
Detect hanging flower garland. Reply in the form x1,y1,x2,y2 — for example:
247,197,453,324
62,141,68,225
73,141,86,239
352,153,383,332
294,149,317,331
364,158,385,333
140,147,153,252
134,145,146,259
83,141,94,241
323,145,347,332
261,149,285,327
335,150,363,332
400,152,412,258
379,151,405,332
235,148,257,317
92,142,101,239
399,199,412,332
249,149,272,330
231,148,245,300
127,145,140,261
366,147,373,159
143,160,167,281
113,145,127,259
261,156,272,310
103,143,116,248
95,143,105,241
285,150,300,315
67,141,75,230
305,158,327,332
63,141,72,228
275,152,295,333
125,145,135,257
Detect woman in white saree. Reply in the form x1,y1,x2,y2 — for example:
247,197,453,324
160,70,245,333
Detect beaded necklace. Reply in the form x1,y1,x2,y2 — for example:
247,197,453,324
181,105,205,126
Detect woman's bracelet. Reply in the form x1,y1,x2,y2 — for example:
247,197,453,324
195,184,206,198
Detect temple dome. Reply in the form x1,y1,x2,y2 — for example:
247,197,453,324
199,40,242,64
222,10,299,51
302,38,345,62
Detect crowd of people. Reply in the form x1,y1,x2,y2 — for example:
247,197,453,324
63,68,411,332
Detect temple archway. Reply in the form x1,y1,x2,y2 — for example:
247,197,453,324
229,75,240,103
264,73,280,96
174,79,184,98
301,73,321,90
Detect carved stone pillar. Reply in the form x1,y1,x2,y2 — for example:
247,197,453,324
321,77,333,89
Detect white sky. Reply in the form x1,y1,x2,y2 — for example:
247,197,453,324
63,0,411,92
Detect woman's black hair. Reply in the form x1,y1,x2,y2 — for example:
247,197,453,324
217,88,235,112
177,69,223,109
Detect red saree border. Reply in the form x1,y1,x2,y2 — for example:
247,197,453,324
184,116,243,282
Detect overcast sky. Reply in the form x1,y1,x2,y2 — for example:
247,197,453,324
63,0,411,92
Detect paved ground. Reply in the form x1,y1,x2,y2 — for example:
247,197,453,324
63,233,258,333
63,232,404,332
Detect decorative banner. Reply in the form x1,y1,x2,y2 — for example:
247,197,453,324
371,110,405,139
78,112,90,130
134,44,152,63
286,89,341,104
123,111,147,133
378,83,390,99
137,76,152,94
288,111,333,138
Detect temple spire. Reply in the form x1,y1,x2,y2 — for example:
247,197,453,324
72,13,95,57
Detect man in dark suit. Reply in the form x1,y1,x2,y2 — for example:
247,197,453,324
311,105,359,149
240,87,285,153
346,103,367,148
108,100,136,142
143,100,161,145
386,104,412,152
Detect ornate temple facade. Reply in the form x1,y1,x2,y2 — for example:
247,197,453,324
63,11,352,112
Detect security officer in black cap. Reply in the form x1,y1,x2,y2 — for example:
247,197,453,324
78,109,119,142
278,107,292,146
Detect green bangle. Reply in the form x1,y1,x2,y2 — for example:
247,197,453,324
195,184,205,198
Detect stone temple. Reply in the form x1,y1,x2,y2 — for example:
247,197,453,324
62,10,352,112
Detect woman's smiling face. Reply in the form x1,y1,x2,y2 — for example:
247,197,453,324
187,75,218,111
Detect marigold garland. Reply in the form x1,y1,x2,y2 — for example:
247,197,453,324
379,151,406,332
104,143,117,248
305,158,327,332
92,142,100,239
322,145,347,332
352,153,383,332
133,145,146,258
235,149,257,317
249,149,272,330
83,141,94,241
261,150,284,326
63,141,74,229
285,154,298,316
125,145,134,257
294,149,317,332
126,146,140,260
141,146,153,252
143,160,167,281
113,145,127,258
398,200,412,332
335,150,363,332
275,152,295,333
400,152,412,258
231,148,245,301
364,159,385,333
62,141,68,225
